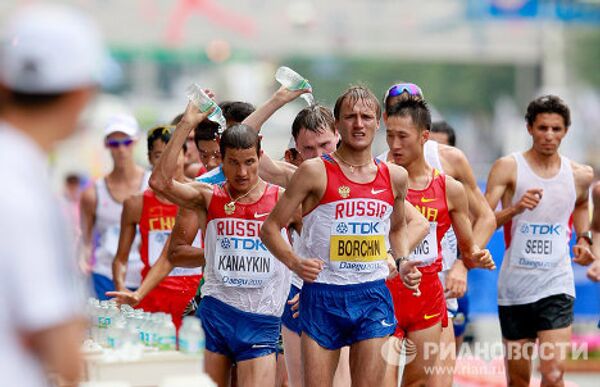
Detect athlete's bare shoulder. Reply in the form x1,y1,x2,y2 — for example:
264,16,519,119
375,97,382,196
124,192,143,208
385,161,408,182
445,175,466,206
294,156,326,187
488,155,517,183
80,183,97,211
384,162,408,198
122,193,143,221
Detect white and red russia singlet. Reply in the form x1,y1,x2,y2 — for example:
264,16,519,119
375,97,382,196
499,153,576,306
139,189,201,293
405,169,452,274
299,154,394,285
202,183,290,317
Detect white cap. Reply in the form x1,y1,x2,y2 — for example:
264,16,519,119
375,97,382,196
104,114,139,138
0,4,105,93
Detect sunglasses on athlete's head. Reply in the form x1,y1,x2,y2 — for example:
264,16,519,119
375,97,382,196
147,125,174,138
383,83,424,104
105,137,135,148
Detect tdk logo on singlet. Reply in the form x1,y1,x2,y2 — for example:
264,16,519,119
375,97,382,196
220,237,267,251
335,222,380,234
519,224,561,235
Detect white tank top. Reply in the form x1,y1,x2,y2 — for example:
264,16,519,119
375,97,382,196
498,153,576,306
92,171,150,288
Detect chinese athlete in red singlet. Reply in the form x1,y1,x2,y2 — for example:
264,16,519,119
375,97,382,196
382,96,494,387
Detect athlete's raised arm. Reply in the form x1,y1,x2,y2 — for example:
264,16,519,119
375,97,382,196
260,158,325,282
446,176,495,270
111,194,143,291
242,85,308,188
150,102,211,207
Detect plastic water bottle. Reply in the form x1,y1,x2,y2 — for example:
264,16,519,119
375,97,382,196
179,316,204,355
275,66,315,106
86,298,100,341
186,84,227,131
140,312,153,346
157,314,177,351
97,301,109,346
108,314,127,349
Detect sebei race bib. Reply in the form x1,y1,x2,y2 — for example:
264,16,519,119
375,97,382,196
510,221,568,270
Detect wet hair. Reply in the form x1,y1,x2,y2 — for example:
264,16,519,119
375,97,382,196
146,125,187,153
333,85,381,120
219,124,261,158
525,95,571,127
291,104,335,140
194,119,220,145
220,101,256,124
431,121,456,146
385,95,432,132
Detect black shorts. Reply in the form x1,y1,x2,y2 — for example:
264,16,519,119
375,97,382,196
498,294,574,341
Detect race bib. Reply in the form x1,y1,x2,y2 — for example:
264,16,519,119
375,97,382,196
409,222,439,266
329,217,386,273
148,230,202,276
511,221,568,270
214,232,275,288
440,227,457,271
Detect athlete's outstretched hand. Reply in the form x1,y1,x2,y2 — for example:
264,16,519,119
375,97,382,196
465,248,496,270
399,260,423,297
292,258,323,283
274,84,312,104
587,259,600,282
573,243,596,266
514,188,543,214
105,290,141,307
288,292,300,319
181,88,215,127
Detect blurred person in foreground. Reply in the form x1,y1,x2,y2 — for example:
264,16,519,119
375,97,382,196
0,4,104,386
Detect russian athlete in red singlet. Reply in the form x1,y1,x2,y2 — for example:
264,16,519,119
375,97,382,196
387,169,451,337
137,189,201,328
